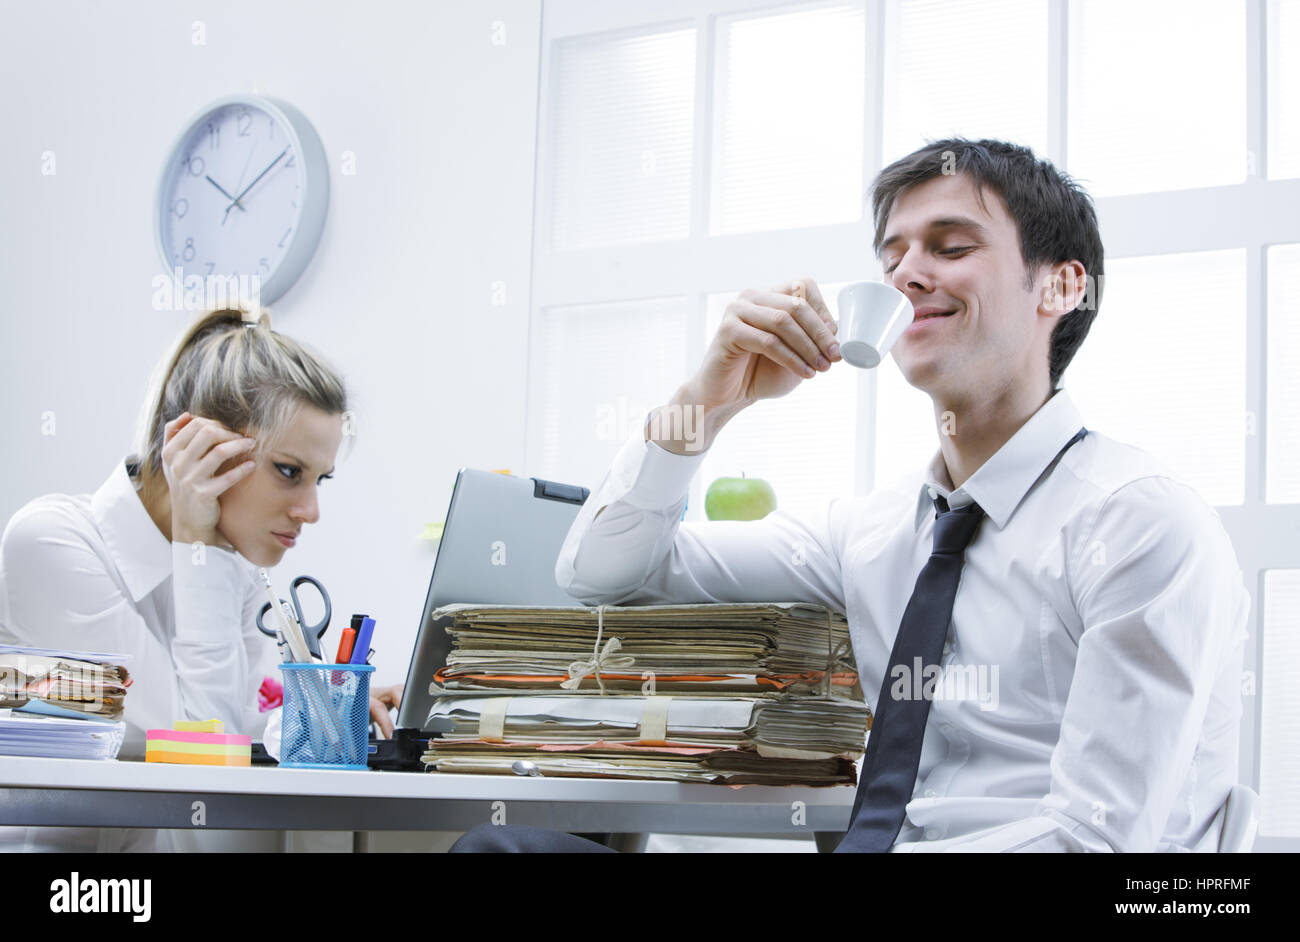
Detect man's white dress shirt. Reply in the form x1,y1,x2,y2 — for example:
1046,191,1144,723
555,388,1250,852
0,456,279,852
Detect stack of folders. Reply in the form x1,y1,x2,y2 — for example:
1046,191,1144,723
0,645,130,760
422,603,868,786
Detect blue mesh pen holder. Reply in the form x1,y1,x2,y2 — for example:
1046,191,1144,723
278,663,374,770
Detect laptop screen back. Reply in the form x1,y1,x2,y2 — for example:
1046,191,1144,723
396,470,589,730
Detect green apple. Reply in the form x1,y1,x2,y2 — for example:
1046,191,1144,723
705,475,777,521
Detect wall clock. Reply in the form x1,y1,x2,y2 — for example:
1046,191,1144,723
155,95,328,305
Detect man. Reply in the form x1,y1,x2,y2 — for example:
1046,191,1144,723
451,138,1249,853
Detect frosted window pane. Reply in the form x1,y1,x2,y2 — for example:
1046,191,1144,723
712,4,866,235
699,285,859,523
1066,250,1246,506
1261,570,1300,838
551,29,696,250
1068,0,1246,196
882,0,1049,165
1268,0,1300,179
1267,244,1300,502
533,298,689,486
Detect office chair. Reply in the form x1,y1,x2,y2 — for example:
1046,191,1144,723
1216,782,1260,853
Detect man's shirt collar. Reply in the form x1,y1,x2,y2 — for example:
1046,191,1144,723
915,388,1086,531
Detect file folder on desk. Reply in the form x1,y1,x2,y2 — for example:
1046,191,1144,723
0,645,131,719
0,645,132,760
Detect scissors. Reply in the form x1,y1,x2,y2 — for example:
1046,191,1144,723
256,575,332,661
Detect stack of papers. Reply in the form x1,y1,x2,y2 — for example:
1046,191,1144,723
431,602,860,697
0,645,131,760
427,743,854,785
0,710,126,759
0,646,130,718
422,603,868,786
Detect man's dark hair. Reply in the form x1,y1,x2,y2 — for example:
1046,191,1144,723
870,139,1104,390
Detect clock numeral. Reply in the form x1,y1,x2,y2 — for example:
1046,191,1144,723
207,122,219,151
186,156,205,177
259,257,271,272
277,228,292,249
182,237,196,263
205,261,215,276
237,109,252,137
171,198,189,219
284,155,296,169
268,116,276,138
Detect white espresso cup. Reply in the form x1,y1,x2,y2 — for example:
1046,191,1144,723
835,281,914,369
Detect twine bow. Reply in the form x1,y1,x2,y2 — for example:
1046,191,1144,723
824,609,851,698
561,605,635,695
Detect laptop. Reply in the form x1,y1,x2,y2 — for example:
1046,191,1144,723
395,469,590,734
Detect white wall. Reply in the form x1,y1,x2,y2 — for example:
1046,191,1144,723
0,0,543,695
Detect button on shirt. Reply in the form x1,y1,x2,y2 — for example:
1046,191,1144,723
0,456,279,851
555,388,1250,852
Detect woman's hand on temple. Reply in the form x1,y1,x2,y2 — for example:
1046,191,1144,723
162,412,258,547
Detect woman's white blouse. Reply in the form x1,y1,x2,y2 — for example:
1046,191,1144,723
0,456,280,851
1,455,278,748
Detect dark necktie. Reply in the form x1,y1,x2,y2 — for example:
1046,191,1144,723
835,425,1087,853
834,495,985,853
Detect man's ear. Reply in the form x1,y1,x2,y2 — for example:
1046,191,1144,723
1038,261,1088,320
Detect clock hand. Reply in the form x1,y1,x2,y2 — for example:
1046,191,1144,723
218,146,260,225
224,147,289,214
204,175,247,213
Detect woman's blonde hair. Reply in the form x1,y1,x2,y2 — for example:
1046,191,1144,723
134,307,349,486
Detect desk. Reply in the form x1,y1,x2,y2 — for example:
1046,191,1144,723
0,756,852,846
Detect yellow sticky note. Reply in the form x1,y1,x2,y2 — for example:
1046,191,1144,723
174,719,224,733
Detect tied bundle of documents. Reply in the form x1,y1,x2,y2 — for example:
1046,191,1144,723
431,602,859,696
422,603,868,786
0,645,131,760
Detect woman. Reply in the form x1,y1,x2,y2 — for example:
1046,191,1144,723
0,306,401,852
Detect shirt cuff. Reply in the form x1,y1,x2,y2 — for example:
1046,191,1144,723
615,425,708,511
170,540,249,644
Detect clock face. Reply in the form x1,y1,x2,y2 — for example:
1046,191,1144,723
158,101,305,288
